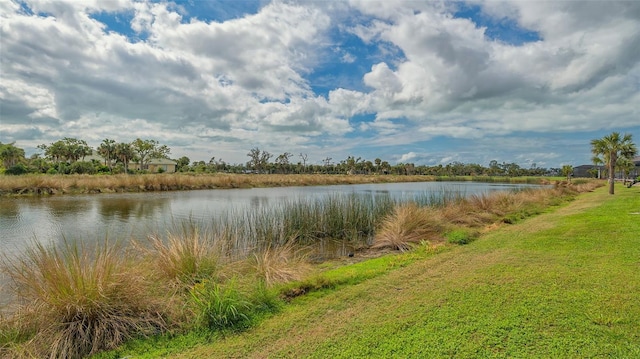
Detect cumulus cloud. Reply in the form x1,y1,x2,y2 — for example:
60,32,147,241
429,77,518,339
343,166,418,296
1,0,638,166
0,0,350,155
346,0,640,137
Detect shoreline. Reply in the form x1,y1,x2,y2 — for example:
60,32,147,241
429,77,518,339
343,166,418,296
0,173,553,197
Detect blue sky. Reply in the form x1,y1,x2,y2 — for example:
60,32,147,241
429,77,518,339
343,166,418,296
1,0,639,168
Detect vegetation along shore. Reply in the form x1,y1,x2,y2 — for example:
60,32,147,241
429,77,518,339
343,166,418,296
1,179,620,358
0,173,551,196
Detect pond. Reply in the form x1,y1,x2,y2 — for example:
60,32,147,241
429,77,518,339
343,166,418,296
0,181,539,258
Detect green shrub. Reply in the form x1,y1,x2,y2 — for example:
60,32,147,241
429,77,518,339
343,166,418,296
4,163,29,175
446,229,476,245
189,280,252,331
69,161,97,174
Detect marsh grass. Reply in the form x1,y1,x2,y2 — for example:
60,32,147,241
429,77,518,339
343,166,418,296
211,193,397,257
1,239,165,358
0,173,441,196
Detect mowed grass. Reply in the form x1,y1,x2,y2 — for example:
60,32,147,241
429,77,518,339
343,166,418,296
153,184,640,358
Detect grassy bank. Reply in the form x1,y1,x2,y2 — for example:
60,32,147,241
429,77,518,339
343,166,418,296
0,173,553,196
94,182,638,358
1,182,607,358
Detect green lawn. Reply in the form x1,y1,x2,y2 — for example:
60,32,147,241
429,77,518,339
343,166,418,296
102,184,640,358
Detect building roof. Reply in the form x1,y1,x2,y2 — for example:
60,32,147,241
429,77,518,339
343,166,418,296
145,158,177,165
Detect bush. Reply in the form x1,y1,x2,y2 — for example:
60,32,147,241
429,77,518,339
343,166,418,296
4,163,29,175
69,161,97,174
446,229,477,245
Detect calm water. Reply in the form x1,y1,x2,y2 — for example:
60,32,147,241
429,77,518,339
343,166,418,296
0,181,537,257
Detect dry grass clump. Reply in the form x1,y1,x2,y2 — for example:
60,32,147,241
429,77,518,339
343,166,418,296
1,239,165,359
139,229,223,288
372,204,446,252
442,189,548,227
249,241,312,287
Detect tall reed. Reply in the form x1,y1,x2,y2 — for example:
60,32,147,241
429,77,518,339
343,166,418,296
210,193,397,258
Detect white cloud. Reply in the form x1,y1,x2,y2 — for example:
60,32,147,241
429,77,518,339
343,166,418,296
343,0,640,141
1,0,638,167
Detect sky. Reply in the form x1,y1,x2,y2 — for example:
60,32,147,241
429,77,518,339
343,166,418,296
1,0,639,168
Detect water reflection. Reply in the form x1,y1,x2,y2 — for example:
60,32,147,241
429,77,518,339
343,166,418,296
250,195,270,208
98,196,171,222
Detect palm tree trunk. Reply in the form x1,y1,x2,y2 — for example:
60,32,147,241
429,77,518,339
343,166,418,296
608,161,615,195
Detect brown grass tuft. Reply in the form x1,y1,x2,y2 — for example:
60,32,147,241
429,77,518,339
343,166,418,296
372,204,446,252
250,241,312,287
1,239,165,358
138,228,222,288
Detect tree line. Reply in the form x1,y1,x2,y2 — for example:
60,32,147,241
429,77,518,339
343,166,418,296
2,132,636,179
0,138,169,175
178,147,558,177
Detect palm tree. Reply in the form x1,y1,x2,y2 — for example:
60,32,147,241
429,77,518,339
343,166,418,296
0,142,26,168
98,138,116,170
590,132,637,194
114,142,136,174
561,164,574,183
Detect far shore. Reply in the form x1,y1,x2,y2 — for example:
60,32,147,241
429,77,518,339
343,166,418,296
0,173,556,197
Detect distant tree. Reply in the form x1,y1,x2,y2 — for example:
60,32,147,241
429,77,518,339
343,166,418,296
591,132,637,194
299,153,308,173
37,138,91,164
38,140,66,163
176,156,191,172
0,142,26,169
61,137,91,162
380,161,390,174
114,142,136,174
97,138,117,170
488,160,501,176
363,160,374,174
616,156,636,182
275,152,293,173
561,164,574,182
27,154,51,173
247,147,272,173
344,156,362,174
322,157,332,173
131,138,170,171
